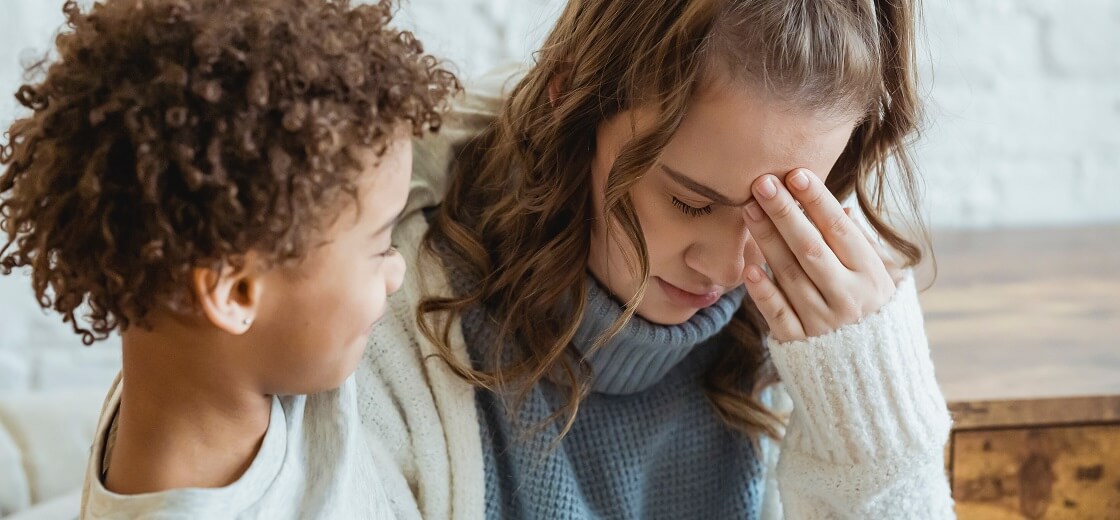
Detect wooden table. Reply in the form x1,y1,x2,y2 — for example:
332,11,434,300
919,225,1120,519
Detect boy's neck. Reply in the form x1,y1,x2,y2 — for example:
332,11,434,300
104,315,273,494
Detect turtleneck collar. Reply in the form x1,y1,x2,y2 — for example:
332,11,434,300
571,275,746,395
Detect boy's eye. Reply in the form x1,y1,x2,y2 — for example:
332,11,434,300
371,244,398,259
671,197,713,217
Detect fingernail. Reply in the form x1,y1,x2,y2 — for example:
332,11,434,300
756,177,778,199
789,170,810,191
746,265,763,283
745,201,764,221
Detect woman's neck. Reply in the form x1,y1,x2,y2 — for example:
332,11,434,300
570,275,746,395
104,320,272,495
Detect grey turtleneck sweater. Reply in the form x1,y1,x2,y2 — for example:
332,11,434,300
459,275,763,520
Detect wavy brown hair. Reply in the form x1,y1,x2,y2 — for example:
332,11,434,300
421,0,925,440
0,0,458,345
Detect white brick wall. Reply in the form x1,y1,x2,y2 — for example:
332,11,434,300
1,0,1118,393
917,0,1120,228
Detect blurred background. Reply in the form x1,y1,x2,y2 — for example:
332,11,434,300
0,0,1117,518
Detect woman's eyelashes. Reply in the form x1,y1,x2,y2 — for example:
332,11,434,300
671,196,714,217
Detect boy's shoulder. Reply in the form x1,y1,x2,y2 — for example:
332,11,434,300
80,377,392,519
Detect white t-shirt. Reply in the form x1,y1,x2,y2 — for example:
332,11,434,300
80,374,393,519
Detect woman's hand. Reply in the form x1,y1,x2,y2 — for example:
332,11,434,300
741,168,902,342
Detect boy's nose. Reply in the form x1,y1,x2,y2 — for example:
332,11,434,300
386,251,406,296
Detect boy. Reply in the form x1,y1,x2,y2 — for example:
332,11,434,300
0,0,457,517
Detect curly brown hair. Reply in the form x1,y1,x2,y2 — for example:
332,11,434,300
0,0,458,345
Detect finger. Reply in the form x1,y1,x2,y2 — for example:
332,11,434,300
749,173,847,299
743,233,766,274
783,169,879,272
845,207,905,284
743,264,805,342
742,200,827,319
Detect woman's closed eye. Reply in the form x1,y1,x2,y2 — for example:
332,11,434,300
671,196,713,217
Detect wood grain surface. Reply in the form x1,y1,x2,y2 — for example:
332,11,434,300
950,424,1120,519
918,225,1120,402
949,395,1120,430
919,226,1120,519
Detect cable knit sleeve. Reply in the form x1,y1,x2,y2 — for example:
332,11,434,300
766,272,955,519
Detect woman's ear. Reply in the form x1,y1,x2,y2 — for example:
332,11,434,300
190,253,265,335
547,65,572,109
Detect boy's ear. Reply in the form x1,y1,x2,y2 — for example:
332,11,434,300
190,253,265,335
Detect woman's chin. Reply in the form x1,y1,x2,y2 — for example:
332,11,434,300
634,299,701,326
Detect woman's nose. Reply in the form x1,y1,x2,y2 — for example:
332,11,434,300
684,215,750,288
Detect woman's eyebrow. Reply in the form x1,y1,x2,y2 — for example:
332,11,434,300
659,163,753,207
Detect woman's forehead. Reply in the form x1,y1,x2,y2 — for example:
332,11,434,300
659,87,858,188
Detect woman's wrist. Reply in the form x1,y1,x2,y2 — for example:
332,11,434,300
767,273,950,465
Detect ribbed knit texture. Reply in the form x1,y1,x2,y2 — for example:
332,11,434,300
449,263,763,520
572,276,747,395
767,274,955,518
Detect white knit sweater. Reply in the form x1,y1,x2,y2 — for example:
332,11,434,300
355,67,956,519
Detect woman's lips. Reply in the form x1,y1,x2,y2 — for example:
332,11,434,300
655,277,721,308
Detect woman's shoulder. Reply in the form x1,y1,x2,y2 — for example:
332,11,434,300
356,211,483,519
409,62,527,211
358,202,472,419
380,60,515,373
412,61,524,200
345,65,523,518
368,209,450,365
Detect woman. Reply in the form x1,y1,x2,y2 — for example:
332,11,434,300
360,0,954,518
